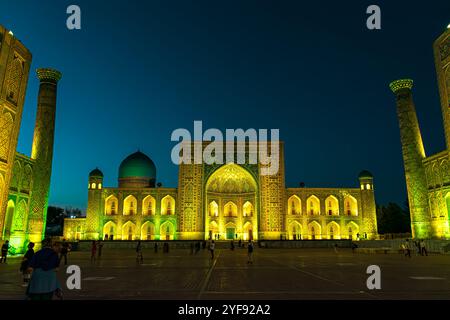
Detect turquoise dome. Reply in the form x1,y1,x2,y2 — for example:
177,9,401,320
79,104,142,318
118,151,156,179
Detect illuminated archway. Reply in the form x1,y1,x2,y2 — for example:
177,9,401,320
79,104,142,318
160,221,175,240
243,201,254,217
308,221,321,240
288,221,302,240
288,195,301,215
105,195,118,215
347,222,359,240
205,163,258,240
11,200,27,232
122,221,136,240
224,222,237,240
161,195,175,215
3,200,15,239
209,201,219,217
325,195,339,216
208,220,219,240
103,221,116,240
307,195,320,216
445,192,450,219
142,195,156,216
141,221,155,240
123,195,137,216
243,221,253,241
327,221,340,239
344,195,358,216
224,201,238,217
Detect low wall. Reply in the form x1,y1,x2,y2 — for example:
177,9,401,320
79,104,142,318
74,239,450,253
76,239,353,251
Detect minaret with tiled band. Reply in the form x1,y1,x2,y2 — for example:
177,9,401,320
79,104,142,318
28,68,61,245
390,79,431,239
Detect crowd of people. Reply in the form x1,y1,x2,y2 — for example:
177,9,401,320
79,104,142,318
0,234,434,300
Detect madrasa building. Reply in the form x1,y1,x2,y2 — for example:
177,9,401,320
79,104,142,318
63,143,378,242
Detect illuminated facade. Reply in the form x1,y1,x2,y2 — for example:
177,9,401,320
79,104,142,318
64,143,378,241
390,26,450,239
0,25,60,252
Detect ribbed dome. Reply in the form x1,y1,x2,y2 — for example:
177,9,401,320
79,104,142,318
118,151,156,188
89,168,103,177
358,170,373,179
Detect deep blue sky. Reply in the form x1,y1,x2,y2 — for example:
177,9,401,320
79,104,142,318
1,1,449,210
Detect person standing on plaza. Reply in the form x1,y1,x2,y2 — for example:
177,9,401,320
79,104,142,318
404,239,411,258
136,240,143,264
59,239,69,265
230,240,235,251
97,240,104,259
209,240,215,259
26,238,62,300
247,240,254,264
20,242,35,286
238,239,242,248
420,240,428,256
154,242,158,253
90,240,97,264
1,240,9,263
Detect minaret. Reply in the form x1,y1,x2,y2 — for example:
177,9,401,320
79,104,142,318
358,170,378,239
390,79,431,239
86,168,103,240
433,26,450,149
28,68,61,245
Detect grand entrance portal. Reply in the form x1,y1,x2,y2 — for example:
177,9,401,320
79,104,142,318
205,164,258,241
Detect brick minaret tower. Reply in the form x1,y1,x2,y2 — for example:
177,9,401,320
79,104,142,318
28,68,61,245
390,79,431,239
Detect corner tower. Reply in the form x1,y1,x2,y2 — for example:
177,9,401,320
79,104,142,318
358,170,378,239
86,168,103,240
28,68,61,244
433,26,450,149
390,79,431,238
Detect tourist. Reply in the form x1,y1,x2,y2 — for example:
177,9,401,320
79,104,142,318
404,239,411,258
136,240,143,264
195,242,200,254
420,240,428,256
59,239,69,265
210,240,215,259
1,240,9,263
154,242,158,253
98,240,104,258
333,243,339,253
351,242,358,253
26,238,62,300
238,239,242,248
202,240,206,250
91,241,97,263
247,240,254,264
230,240,235,251
20,242,35,286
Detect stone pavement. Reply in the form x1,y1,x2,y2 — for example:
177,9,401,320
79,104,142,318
1,247,450,300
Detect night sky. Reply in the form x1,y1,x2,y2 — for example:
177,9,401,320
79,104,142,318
1,1,449,210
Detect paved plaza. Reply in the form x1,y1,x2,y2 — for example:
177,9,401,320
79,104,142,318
1,247,450,300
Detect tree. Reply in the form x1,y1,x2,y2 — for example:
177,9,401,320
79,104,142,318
376,201,411,234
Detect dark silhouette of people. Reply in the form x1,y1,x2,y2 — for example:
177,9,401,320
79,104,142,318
59,239,69,265
26,238,62,300
1,240,9,263
21,242,35,286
